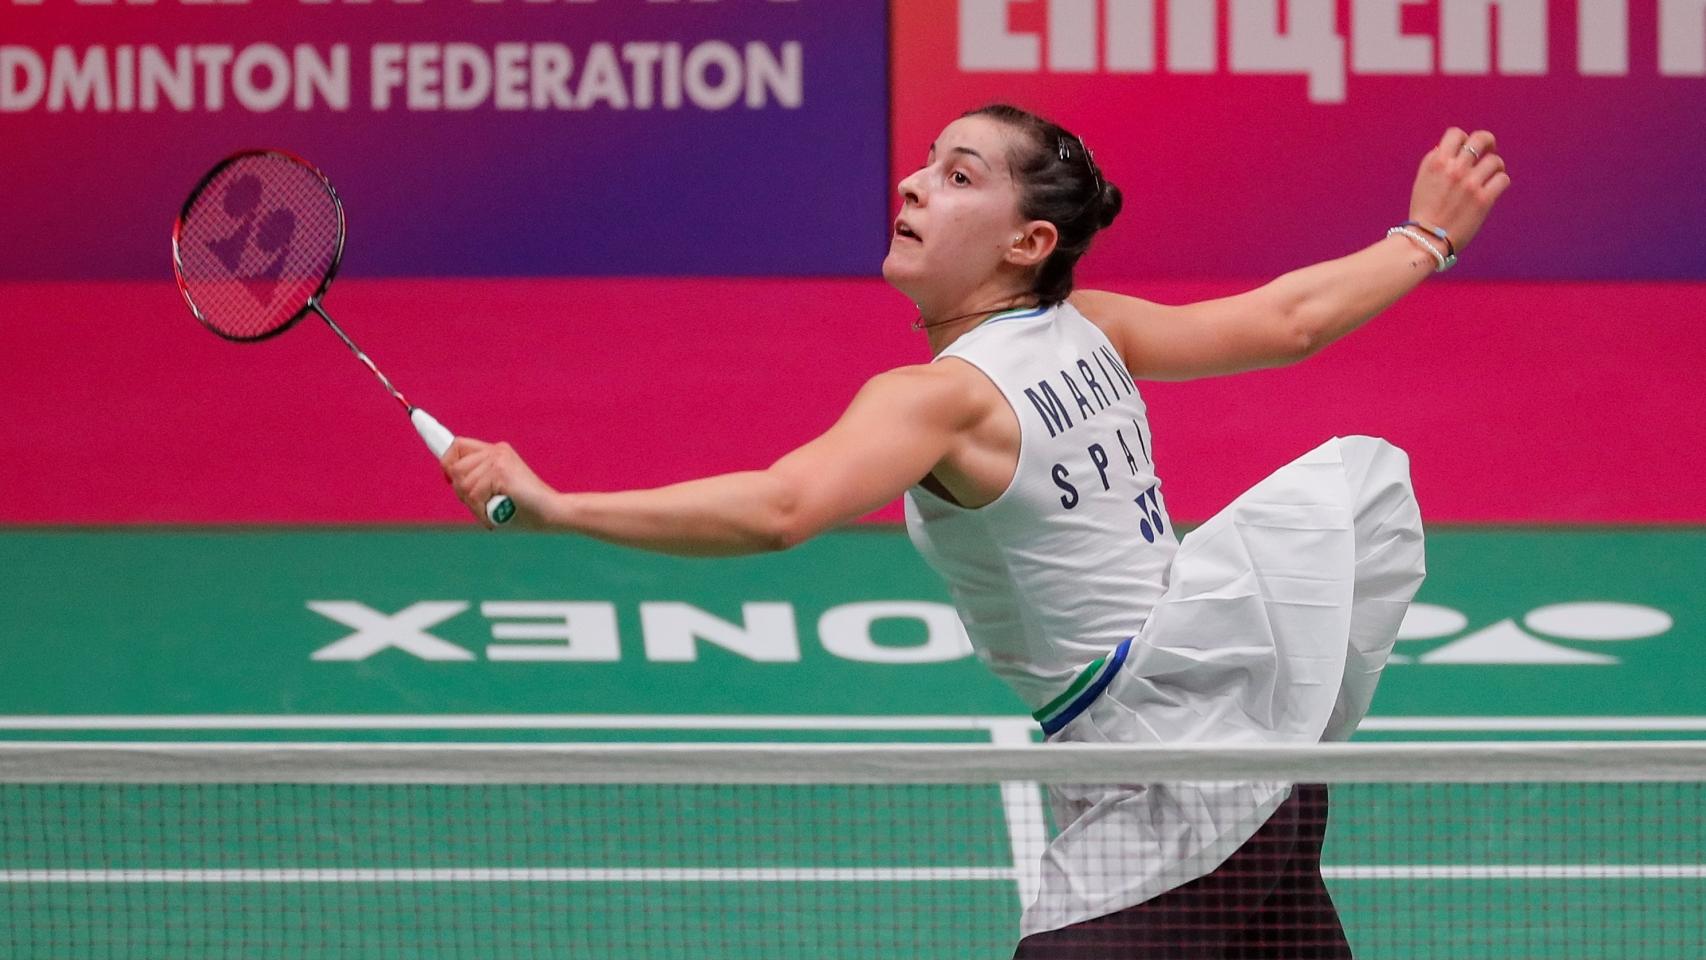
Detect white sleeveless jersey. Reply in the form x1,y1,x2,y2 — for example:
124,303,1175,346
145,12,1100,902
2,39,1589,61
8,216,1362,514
903,301,1179,710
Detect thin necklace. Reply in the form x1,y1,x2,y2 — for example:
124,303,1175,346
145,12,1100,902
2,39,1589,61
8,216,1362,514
911,301,1044,332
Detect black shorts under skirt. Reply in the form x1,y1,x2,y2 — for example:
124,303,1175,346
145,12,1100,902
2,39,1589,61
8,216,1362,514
1013,784,1353,960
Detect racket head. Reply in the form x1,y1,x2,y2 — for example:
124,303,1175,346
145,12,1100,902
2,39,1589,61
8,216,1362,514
173,149,346,343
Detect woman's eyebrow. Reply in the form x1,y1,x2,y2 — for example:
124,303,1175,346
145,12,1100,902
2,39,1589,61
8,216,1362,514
949,146,991,170
925,143,991,171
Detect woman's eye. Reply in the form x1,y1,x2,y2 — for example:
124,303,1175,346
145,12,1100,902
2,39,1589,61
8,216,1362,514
951,171,971,185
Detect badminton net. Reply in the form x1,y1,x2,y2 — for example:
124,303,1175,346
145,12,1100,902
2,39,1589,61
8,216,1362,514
1,740,1701,959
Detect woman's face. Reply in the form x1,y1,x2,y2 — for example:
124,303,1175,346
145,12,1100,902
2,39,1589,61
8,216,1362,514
882,115,1036,307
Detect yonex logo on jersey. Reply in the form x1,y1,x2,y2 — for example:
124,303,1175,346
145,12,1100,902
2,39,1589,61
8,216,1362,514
1134,486,1165,543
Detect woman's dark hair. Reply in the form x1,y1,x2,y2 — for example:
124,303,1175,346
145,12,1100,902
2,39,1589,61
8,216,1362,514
963,103,1123,303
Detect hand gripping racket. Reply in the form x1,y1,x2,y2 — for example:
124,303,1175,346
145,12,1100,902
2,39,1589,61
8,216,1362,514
172,149,514,526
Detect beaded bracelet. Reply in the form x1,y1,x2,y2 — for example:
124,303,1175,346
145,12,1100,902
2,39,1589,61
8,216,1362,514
1388,226,1451,273
1401,219,1456,258
1399,219,1458,270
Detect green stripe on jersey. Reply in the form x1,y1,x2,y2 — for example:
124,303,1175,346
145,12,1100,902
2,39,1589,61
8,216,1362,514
1031,654,1106,723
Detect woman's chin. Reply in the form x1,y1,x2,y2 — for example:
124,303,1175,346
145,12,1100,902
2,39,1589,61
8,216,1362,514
881,251,924,295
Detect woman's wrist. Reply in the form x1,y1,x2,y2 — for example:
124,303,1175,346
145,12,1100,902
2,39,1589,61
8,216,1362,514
1402,217,1456,260
540,491,582,532
1378,233,1439,281
1386,224,1455,273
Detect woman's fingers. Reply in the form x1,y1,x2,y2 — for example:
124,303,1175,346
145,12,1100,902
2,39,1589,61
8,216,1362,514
1472,151,1508,187
442,436,493,475
1410,126,1510,254
1437,126,1469,160
1458,130,1496,166
455,460,499,527
444,437,544,529
1484,170,1513,202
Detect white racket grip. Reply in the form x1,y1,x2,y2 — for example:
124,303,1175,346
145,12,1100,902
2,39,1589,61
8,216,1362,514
411,407,516,526
411,407,456,458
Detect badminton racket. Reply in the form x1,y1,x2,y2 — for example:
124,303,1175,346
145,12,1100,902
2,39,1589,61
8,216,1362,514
171,149,514,526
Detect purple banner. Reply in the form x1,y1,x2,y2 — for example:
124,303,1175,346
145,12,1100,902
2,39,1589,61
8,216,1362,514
0,0,889,279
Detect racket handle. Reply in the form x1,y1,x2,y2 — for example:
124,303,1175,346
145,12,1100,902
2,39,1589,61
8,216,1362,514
410,407,516,526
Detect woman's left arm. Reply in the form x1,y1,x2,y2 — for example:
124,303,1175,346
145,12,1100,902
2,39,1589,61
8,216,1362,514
1078,126,1511,382
439,364,982,555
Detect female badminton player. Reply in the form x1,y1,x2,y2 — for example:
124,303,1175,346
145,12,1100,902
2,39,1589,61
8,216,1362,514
443,105,1508,957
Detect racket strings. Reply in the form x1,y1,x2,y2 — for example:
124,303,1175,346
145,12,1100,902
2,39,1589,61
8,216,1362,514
176,153,342,341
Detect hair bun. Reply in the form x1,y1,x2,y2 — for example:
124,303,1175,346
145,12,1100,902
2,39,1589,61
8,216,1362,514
1095,180,1124,231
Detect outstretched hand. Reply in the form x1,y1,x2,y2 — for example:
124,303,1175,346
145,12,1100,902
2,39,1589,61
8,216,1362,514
1408,127,1511,254
441,437,556,530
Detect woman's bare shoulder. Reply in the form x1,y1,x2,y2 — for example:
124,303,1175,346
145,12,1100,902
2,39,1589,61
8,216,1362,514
1067,289,1169,365
853,360,1002,430
1068,288,1168,325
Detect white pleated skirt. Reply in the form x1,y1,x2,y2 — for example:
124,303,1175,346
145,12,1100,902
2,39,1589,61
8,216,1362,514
1022,435,1426,937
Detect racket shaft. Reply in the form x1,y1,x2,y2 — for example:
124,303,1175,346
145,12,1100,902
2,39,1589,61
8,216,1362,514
312,304,409,411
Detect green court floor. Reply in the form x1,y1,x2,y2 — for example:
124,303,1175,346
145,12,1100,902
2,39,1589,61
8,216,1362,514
3,780,1699,958
1,528,1702,957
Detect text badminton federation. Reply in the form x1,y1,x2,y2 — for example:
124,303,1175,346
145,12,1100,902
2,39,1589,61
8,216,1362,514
0,41,804,113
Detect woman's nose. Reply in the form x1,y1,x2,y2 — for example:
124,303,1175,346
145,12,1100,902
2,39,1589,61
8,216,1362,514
896,169,924,205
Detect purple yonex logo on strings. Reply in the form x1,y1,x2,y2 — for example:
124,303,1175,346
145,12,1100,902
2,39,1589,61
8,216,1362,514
204,173,298,307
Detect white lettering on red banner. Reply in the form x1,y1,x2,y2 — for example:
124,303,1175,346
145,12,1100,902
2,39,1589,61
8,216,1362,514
956,0,1706,104
0,40,803,112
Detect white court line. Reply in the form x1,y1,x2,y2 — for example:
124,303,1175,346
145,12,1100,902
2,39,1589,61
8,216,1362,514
0,714,1017,731
2,866,1698,884
985,719,1047,910
1,868,1015,884
1,715,1704,732
1323,866,1706,880
1359,717,1706,733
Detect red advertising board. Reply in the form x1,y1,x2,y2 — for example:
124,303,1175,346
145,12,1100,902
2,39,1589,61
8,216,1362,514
891,1,1706,280
3,276,1702,525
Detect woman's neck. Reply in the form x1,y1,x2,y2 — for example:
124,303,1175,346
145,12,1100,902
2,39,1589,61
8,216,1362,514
918,286,1039,355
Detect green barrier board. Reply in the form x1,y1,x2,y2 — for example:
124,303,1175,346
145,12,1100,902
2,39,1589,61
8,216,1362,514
0,528,1698,725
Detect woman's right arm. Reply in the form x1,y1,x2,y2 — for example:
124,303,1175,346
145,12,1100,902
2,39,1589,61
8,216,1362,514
444,364,988,555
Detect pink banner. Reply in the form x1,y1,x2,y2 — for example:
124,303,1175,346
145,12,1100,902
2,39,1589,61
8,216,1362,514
891,0,1706,280
4,277,1701,524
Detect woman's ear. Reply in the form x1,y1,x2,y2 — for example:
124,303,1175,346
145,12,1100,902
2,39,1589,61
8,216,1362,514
1005,221,1058,268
